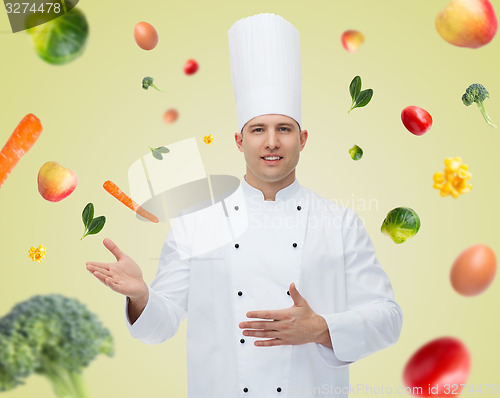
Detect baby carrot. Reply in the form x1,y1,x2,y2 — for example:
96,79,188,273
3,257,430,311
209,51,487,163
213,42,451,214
0,114,43,189
103,180,159,223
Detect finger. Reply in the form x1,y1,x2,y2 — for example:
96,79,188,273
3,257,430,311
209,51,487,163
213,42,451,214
246,310,285,320
239,321,279,330
289,282,306,306
242,330,278,338
103,238,127,261
87,265,113,276
92,271,110,285
85,261,111,270
255,338,283,347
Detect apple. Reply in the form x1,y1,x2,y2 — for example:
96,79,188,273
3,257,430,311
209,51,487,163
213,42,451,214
37,161,77,202
436,0,497,48
341,30,365,52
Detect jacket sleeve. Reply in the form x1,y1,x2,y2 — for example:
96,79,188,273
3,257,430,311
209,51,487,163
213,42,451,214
125,219,191,345
317,208,403,365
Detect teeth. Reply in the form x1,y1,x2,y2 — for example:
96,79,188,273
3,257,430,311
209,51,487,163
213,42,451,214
264,156,280,160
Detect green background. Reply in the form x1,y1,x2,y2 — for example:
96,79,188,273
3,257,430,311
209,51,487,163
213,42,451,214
1,0,499,396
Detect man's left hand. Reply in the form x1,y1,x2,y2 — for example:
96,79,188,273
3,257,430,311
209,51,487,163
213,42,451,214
239,283,332,348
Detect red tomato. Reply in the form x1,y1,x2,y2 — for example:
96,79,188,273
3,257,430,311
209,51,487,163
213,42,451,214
403,337,471,397
184,59,199,75
401,106,433,136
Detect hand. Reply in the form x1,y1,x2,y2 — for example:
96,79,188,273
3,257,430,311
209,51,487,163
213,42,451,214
239,283,332,348
86,238,148,302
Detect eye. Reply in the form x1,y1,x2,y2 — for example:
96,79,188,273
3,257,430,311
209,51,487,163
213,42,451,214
279,127,291,132
252,128,263,133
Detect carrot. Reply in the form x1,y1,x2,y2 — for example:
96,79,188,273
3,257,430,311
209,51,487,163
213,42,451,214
0,114,42,189
103,180,159,223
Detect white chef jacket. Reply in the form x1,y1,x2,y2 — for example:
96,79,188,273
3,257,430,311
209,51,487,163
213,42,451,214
126,179,403,398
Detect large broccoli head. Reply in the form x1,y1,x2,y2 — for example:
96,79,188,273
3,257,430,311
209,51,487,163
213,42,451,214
0,294,113,398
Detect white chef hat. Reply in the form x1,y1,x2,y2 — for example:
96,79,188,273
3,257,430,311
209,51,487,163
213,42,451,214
228,13,301,132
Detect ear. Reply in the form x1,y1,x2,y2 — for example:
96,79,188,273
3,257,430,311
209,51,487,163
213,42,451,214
299,130,308,151
235,132,244,152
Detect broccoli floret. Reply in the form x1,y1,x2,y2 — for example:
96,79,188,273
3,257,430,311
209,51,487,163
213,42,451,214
142,76,163,91
0,295,113,398
462,83,496,128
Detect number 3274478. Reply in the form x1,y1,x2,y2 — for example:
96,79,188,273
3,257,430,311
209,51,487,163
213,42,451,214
443,384,498,394
5,2,62,14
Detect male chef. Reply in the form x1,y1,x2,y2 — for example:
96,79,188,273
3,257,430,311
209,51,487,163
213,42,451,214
86,13,402,398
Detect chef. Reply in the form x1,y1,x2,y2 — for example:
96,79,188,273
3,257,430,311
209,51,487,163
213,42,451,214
86,13,402,398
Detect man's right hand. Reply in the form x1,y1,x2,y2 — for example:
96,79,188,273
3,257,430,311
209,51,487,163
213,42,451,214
86,238,149,309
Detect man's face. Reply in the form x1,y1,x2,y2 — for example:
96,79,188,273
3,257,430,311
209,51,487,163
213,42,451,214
235,114,308,186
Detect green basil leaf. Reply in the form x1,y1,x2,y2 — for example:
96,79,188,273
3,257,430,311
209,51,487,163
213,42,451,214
349,76,361,102
152,150,163,160
87,216,106,236
82,203,94,231
354,89,373,109
156,146,170,153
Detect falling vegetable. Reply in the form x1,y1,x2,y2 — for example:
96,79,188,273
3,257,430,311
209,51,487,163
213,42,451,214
27,8,89,65
348,145,363,160
28,245,46,262
403,337,470,397
461,83,496,128
142,76,164,92
149,146,170,160
0,113,42,190
184,59,199,75
103,180,159,223
81,203,106,240
433,156,472,198
401,106,433,136
0,294,113,397
203,134,214,144
381,207,421,244
348,76,373,113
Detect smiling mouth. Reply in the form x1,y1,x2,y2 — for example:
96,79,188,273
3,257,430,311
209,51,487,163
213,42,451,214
262,156,283,161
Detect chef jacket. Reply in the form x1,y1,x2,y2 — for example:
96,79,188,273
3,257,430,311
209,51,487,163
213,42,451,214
126,178,403,398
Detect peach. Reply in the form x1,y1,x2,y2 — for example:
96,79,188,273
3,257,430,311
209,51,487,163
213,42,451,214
37,161,77,202
341,30,365,53
436,0,497,48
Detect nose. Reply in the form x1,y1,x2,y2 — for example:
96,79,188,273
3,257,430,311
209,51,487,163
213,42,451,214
265,131,280,150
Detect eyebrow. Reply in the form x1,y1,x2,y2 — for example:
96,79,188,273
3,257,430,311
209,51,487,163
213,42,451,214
247,123,295,128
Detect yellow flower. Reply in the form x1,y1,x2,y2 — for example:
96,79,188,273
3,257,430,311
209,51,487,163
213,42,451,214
432,156,472,199
28,245,46,263
203,134,214,145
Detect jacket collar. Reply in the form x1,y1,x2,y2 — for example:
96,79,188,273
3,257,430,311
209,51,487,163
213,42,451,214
241,176,301,202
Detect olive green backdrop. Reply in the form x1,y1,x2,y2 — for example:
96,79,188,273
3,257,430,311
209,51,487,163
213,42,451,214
0,0,499,397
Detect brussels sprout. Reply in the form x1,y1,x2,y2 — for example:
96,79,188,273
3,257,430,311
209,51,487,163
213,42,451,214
349,144,363,160
27,8,89,65
381,207,420,244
